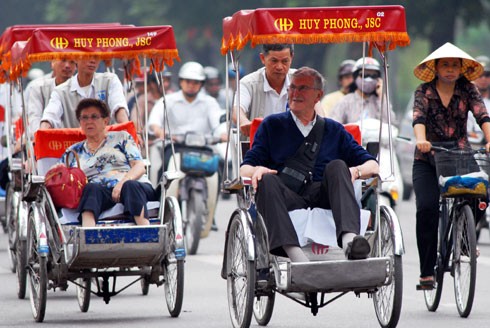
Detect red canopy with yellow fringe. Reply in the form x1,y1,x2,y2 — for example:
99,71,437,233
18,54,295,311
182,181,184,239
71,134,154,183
221,5,410,54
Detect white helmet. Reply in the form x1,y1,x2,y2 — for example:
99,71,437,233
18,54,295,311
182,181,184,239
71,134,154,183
178,61,205,81
27,68,45,81
353,57,381,74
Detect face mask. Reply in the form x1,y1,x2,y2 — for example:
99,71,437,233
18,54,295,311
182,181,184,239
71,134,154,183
355,76,377,94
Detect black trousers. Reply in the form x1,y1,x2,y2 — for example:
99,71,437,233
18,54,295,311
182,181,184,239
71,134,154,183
255,159,360,257
77,181,158,223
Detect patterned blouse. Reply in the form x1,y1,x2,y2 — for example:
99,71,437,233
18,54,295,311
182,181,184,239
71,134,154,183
412,77,490,161
61,131,151,188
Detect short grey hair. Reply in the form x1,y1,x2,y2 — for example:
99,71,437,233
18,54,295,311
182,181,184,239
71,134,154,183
292,66,325,90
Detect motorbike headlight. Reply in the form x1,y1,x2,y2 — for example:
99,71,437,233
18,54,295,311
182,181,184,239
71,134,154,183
185,133,206,147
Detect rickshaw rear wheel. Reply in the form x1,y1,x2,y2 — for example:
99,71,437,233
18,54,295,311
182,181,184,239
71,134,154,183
16,239,27,299
6,183,18,273
226,214,255,328
76,277,91,312
164,196,184,317
27,211,47,322
253,291,275,326
373,207,402,328
141,277,150,295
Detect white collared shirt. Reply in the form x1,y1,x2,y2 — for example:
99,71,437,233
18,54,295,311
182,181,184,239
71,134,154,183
290,111,317,137
239,69,290,117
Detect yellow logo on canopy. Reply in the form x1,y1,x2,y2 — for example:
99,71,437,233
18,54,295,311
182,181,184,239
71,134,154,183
48,140,63,151
274,18,293,32
50,37,69,49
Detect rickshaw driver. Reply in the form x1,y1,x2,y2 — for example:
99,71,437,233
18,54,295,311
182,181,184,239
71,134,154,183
240,67,379,262
39,58,129,129
232,44,295,137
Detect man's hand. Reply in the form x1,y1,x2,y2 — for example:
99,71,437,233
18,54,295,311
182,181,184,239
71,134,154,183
112,181,124,202
39,121,52,129
251,166,277,188
240,122,252,137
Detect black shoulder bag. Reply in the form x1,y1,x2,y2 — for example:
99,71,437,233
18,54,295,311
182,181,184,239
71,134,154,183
278,118,325,194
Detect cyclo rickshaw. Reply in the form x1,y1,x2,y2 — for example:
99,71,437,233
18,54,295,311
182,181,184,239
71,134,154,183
220,6,409,328
0,22,126,298
6,24,185,322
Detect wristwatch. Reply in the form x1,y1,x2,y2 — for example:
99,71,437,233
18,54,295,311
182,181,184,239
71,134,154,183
356,167,362,179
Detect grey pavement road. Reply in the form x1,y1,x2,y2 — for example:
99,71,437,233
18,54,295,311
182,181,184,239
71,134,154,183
1,196,490,327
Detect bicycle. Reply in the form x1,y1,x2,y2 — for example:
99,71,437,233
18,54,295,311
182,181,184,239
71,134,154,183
421,145,489,317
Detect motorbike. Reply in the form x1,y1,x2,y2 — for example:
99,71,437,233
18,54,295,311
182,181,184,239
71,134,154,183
360,118,404,209
165,132,221,255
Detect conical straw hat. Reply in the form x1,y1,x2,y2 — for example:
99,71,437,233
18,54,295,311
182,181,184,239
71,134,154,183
413,42,483,82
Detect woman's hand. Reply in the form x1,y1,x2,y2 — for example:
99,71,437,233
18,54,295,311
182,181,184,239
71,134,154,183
112,181,124,202
416,140,432,153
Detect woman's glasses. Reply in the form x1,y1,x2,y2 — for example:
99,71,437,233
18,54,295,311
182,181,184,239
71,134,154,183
80,114,103,122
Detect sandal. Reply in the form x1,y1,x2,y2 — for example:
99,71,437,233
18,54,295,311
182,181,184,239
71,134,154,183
416,276,435,290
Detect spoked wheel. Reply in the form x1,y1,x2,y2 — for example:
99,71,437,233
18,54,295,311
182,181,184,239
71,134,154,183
226,214,255,328
76,278,91,312
6,183,18,273
253,291,275,326
185,190,205,255
27,211,48,322
453,204,477,318
424,210,446,312
373,207,402,328
164,196,184,317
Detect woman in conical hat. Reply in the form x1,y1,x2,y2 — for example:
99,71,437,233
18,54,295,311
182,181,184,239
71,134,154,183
412,42,490,289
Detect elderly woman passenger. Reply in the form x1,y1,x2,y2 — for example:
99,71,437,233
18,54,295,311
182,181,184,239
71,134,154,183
61,98,158,227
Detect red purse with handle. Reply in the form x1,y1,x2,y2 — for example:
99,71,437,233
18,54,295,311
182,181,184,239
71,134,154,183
45,150,87,209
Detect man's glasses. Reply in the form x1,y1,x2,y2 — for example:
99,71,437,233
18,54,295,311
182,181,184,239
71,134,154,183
288,84,319,92
80,114,103,122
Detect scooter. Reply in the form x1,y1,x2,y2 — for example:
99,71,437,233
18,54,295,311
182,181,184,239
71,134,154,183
165,132,221,255
360,118,404,209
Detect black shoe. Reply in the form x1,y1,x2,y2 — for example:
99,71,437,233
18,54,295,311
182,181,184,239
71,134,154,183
345,235,370,260
211,220,218,231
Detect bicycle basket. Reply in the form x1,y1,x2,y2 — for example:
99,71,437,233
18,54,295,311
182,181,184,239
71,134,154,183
434,150,489,198
180,148,219,177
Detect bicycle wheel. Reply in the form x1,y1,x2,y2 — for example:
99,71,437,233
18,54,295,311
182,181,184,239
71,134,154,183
227,213,255,328
373,207,402,328
453,204,477,317
253,292,275,326
27,211,48,322
164,196,184,317
76,278,91,313
16,238,27,299
185,190,205,255
140,277,150,296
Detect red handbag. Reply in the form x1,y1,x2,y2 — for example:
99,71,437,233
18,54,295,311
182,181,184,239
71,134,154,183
45,150,87,209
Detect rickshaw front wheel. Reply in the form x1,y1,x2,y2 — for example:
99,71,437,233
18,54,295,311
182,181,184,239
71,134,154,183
373,207,403,328
226,213,255,328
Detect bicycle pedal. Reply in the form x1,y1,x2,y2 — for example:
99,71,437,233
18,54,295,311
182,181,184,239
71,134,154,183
416,283,434,291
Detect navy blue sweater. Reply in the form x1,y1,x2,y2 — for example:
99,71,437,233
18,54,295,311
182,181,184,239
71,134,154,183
242,112,375,182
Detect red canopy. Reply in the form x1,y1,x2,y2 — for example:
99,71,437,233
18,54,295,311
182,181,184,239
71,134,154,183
221,5,410,54
9,25,180,81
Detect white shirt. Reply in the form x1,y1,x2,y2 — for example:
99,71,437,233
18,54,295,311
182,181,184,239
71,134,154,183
148,90,222,135
42,72,128,128
26,75,56,135
237,70,290,117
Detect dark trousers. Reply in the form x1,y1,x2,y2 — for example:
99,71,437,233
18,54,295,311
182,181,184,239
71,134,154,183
413,159,440,278
255,160,360,257
77,181,158,223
